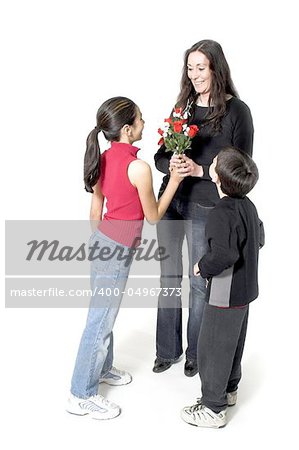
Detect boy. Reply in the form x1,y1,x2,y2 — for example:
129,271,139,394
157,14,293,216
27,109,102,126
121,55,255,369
181,147,264,428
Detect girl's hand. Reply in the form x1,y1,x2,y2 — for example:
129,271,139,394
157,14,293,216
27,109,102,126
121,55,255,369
169,154,189,179
169,165,183,183
169,153,185,169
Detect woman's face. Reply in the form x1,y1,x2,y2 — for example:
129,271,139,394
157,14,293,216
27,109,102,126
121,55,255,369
130,107,145,143
187,51,212,96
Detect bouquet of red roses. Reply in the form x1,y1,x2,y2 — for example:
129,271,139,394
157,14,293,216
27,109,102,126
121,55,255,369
158,103,199,155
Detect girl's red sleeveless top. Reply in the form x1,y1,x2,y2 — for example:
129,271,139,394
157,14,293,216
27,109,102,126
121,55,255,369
99,141,144,247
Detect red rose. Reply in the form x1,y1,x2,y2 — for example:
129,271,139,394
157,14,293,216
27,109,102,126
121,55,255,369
188,124,199,138
164,118,172,124
174,107,182,114
158,128,164,136
158,137,164,146
173,121,183,133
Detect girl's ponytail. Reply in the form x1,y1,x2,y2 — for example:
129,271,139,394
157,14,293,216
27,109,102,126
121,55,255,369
84,127,101,193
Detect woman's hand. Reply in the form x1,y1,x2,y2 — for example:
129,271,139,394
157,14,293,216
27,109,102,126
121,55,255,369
169,154,203,178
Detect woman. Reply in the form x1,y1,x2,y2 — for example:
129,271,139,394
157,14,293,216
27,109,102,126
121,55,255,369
66,96,182,420
153,40,254,376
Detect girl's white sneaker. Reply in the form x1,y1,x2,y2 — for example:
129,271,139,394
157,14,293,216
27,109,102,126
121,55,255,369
66,393,120,420
99,367,132,386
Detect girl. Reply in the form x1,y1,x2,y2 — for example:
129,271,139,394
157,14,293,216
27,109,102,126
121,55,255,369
66,96,182,420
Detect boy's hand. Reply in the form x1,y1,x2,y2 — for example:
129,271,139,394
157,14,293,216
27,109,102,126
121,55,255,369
193,262,200,277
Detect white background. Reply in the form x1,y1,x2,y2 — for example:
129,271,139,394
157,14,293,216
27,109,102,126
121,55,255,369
1,0,299,448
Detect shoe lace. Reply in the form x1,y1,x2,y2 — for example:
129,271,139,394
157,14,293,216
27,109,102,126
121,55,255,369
193,406,224,424
110,366,124,376
90,394,118,409
187,403,202,413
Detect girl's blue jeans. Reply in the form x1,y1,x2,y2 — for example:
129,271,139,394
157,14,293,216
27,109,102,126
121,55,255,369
71,230,132,399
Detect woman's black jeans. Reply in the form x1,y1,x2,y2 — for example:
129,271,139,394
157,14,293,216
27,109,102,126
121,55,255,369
155,197,214,362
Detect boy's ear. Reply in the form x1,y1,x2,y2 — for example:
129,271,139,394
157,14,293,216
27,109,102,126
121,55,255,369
215,173,221,185
211,171,220,184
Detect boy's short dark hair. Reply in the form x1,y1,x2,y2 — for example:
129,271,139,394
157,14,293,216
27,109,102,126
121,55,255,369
216,147,259,198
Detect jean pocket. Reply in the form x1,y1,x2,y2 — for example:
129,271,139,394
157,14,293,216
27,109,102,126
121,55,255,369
88,229,101,247
195,202,215,211
92,243,121,274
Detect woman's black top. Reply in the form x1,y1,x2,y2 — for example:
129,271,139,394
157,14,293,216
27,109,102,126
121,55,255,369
154,97,254,206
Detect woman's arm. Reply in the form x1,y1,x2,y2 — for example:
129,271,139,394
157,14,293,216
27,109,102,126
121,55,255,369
174,101,254,178
154,144,172,174
89,182,104,231
128,159,181,224
232,100,254,156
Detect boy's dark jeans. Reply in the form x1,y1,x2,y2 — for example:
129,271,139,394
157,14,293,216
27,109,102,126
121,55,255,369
197,303,249,413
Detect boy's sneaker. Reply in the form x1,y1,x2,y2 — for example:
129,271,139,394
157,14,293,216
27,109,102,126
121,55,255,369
227,390,238,406
181,403,227,428
66,393,120,420
196,390,237,407
99,367,132,386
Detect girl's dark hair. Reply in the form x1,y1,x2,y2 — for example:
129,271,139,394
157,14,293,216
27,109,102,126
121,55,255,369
84,96,137,193
216,147,259,198
176,39,239,131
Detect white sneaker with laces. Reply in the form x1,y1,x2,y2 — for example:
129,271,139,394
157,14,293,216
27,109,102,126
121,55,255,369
227,390,238,406
181,403,227,428
99,367,132,386
66,393,120,420
196,390,237,407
